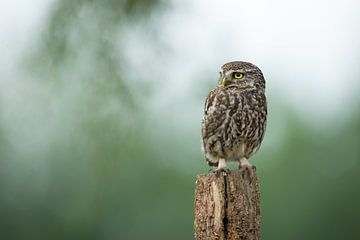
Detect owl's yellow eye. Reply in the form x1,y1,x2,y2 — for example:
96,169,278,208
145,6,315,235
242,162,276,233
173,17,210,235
234,72,244,79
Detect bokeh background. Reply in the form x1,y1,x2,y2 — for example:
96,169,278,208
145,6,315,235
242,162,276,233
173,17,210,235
1,0,360,239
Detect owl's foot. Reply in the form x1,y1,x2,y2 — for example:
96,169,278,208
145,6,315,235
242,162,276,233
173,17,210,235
213,167,231,177
239,158,256,183
212,158,230,176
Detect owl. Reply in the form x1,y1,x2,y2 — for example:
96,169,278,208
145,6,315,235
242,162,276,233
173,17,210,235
201,61,267,175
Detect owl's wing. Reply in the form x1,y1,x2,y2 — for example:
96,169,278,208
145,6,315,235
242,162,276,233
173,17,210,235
203,89,216,116
201,89,226,139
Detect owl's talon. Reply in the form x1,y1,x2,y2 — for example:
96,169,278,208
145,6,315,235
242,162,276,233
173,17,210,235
213,167,231,177
212,158,230,176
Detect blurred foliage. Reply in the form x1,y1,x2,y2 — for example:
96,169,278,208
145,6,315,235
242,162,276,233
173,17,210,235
260,111,360,240
1,0,360,240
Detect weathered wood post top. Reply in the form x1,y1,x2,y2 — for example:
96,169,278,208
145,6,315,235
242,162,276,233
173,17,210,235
194,169,260,240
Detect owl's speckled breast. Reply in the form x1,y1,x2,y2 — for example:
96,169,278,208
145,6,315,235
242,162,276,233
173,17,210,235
201,86,267,164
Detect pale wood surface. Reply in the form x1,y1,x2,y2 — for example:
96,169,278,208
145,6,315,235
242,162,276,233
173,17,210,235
194,169,260,240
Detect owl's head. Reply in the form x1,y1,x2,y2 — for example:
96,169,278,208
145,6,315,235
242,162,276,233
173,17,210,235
218,61,265,92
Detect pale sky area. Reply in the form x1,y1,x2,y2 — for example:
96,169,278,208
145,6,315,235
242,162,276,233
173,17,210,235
1,0,360,132
159,0,360,120
119,0,360,131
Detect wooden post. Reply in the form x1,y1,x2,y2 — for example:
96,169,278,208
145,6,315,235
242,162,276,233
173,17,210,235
194,169,260,240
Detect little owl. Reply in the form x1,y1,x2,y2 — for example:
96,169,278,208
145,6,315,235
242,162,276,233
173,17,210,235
201,61,267,175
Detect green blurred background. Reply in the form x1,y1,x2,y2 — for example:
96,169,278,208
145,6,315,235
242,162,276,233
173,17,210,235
1,0,360,239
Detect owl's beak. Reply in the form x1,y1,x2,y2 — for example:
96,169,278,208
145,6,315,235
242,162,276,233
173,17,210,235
219,77,227,88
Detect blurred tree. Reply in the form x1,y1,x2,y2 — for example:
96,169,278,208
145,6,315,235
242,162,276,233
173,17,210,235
260,111,360,240
1,1,196,240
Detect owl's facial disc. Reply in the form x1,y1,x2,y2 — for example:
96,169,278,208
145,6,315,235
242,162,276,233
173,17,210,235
219,76,226,88
219,70,245,88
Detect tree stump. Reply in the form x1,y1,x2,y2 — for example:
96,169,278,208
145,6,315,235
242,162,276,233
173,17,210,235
194,169,260,240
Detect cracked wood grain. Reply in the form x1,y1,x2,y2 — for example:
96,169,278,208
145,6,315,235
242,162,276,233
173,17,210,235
194,168,260,240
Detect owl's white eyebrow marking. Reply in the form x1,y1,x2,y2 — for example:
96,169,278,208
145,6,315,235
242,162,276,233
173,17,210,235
223,70,243,77
228,70,245,73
